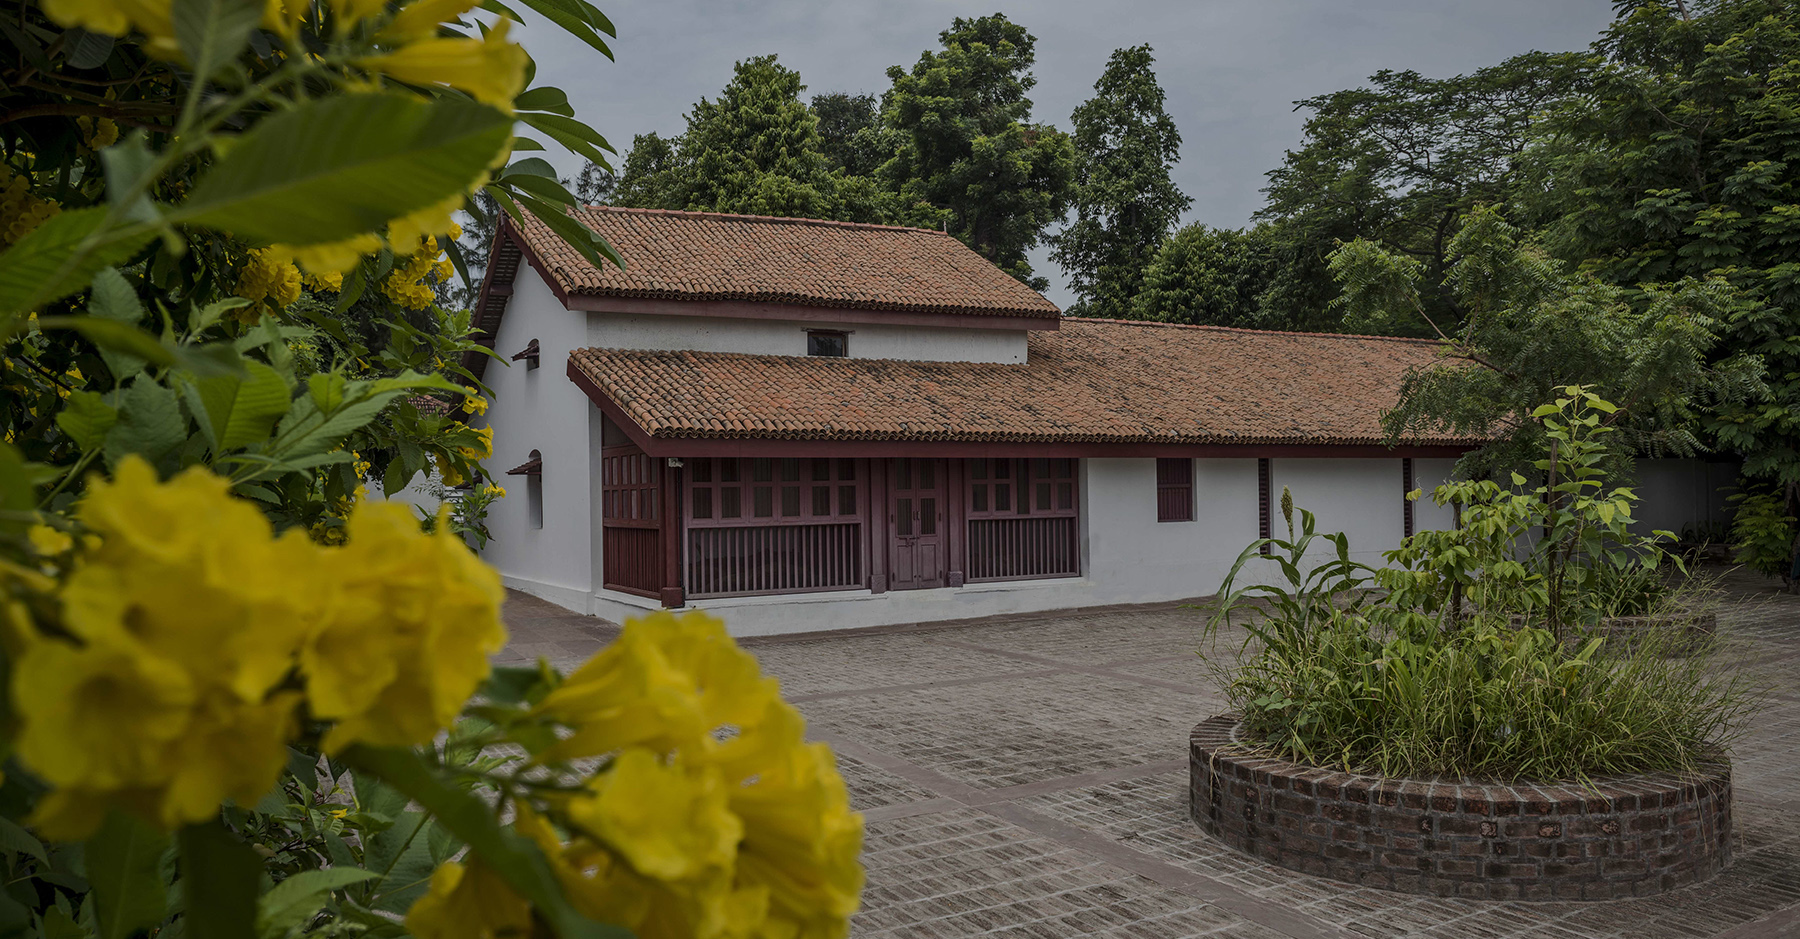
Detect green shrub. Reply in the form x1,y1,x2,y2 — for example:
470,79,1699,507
1728,488,1798,582
1206,386,1760,781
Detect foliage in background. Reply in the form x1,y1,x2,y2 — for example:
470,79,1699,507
1248,53,1590,335
1129,225,1279,328
1205,389,1758,780
1526,0,1800,489
604,55,928,226
0,0,867,931
1728,486,1799,585
1331,207,1763,480
880,14,1076,291
1048,45,1189,317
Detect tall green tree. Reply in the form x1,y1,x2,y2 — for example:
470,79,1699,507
1255,53,1589,333
1130,224,1279,327
882,14,1075,290
1333,207,1763,479
1050,45,1190,316
812,92,890,178
1524,0,1800,488
610,58,926,225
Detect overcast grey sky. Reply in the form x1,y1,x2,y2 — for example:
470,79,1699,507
514,1,1618,308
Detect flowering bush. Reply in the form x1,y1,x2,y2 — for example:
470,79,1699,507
2,459,863,936
0,0,866,932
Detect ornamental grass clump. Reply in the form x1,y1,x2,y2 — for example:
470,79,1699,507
1206,386,1761,782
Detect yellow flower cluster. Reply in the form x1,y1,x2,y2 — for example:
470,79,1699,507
382,237,455,310
458,425,494,460
77,115,119,150
407,613,865,939
234,247,303,321
482,485,505,499
461,394,488,416
10,458,506,838
1,165,59,249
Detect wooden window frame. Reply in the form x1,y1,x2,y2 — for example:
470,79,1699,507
1156,458,1193,523
805,330,850,358
965,458,1078,520
684,457,865,529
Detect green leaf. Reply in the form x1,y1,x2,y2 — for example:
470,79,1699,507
172,0,263,81
511,0,613,58
64,28,115,68
514,191,621,269
501,156,559,179
0,817,47,865
512,87,573,116
55,390,119,451
41,904,85,939
88,267,148,380
104,376,187,466
177,821,259,939
268,374,457,461
177,95,513,246
341,747,627,939
255,869,377,939
86,811,170,939
515,110,613,169
100,133,161,224
198,362,292,451
39,314,177,370
0,207,156,315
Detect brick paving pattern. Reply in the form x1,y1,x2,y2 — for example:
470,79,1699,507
496,571,1800,938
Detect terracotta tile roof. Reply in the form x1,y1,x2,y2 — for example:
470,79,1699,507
568,318,1482,448
513,206,1060,318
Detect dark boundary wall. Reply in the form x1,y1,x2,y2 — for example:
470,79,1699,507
1188,716,1733,900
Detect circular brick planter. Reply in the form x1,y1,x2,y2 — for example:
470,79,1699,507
1188,716,1733,900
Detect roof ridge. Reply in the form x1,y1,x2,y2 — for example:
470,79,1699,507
1062,316,1447,346
577,205,952,236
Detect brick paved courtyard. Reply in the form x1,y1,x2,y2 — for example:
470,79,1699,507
497,573,1800,939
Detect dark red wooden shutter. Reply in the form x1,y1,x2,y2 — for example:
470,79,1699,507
1402,458,1415,538
1257,458,1272,555
1156,458,1192,522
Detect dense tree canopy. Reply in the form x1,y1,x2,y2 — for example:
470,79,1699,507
882,14,1076,290
1334,208,1763,479
1251,53,1589,334
1130,225,1278,328
1050,45,1190,317
1525,0,1800,485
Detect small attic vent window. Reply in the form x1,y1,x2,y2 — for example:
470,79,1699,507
806,330,848,357
512,338,540,370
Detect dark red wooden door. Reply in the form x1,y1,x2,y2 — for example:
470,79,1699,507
888,458,946,589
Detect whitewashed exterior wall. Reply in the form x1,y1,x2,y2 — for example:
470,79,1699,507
585,311,1029,363
479,264,596,612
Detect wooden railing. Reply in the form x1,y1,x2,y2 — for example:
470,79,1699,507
967,517,1079,582
603,526,662,597
687,523,862,598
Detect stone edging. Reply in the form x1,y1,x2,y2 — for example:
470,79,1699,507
1188,715,1733,900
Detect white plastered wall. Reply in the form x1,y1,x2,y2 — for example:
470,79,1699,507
1411,458,1460,534
1267,458,1408,568
585,311,1029,364
478,263,595,611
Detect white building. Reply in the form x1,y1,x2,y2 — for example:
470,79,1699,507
468,206,1733,636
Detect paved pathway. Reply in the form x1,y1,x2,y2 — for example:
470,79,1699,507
496,574,1800,939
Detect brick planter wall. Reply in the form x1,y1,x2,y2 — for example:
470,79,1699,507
1188,716,1733,900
